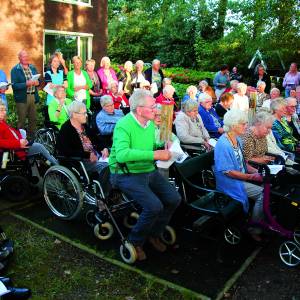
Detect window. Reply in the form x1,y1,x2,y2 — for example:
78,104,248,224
44,30,93,72
50,0,92,7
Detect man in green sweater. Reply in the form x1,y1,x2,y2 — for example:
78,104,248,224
109,89,181,260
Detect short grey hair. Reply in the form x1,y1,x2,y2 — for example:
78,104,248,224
53,85,66,96
152,59,160,65
257,80,266,88
162,77,172,85
100,95,113,107
67,101,86,118
286,97,297,105
182,99,198,112
270,88,280,95
270,98,286,114
135,60,144,67
129,89,153,112
163,85,175,96
198,92,212,103
223,109,248,132
253,111,274,126
199,80,208,88
236,82,247,94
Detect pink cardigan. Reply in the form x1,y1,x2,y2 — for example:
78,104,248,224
97,67,118,91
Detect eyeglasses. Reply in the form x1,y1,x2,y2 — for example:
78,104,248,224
143,86,151,90
140,104,157,110
74,111,88,116
287,105,297,108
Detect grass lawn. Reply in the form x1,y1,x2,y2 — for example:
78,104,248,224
1,215,194,300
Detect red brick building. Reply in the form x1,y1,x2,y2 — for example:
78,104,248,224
0,0,107,80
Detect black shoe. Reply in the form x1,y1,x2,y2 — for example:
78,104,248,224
2,287,31,299
0,277,12,286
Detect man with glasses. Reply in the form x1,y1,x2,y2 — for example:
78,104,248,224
109,89,181,261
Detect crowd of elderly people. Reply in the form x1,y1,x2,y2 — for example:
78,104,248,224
0,50,300,258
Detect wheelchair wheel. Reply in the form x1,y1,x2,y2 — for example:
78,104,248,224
35,129,56,155
123,212,139,229
120,241,137,264
293,229,300,245
160,225,176,245
224,226,241,245
43,166,83,220
279,241,300,267
94,222,114,240
2,176,30,202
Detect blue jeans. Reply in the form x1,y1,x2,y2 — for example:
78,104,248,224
110,170,181,246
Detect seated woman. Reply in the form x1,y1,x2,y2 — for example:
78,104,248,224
214,109,264,241
0,100,57,164
241,111,275,164
56,101,108,176
231,82,249,112
271,98,299,154
174,99,211,150
181,85,199,107
198,93,224,138
96,95,124,135
48,86,72,129
256,80,269,109
215,92,234,120
105,81,129,110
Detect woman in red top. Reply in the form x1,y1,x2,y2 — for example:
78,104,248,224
0,101,57,164
105,82,129,110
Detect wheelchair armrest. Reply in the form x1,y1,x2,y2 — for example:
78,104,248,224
57,155,83,162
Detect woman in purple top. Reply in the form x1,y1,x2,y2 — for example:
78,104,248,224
283,63,300,97
97,56,118,93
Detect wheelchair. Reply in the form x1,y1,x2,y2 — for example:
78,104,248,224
0,150,49,202
43,157,141,264
34,106,59,156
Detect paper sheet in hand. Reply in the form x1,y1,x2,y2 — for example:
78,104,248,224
43,83,54,96
267,165,283,175
0,82,10,89
118,81,124,93
150,82,158,94
0,281,9,296
98,156,109,163
208,138,217,148
31,74,41,81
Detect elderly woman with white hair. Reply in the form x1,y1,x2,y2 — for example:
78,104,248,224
182,85,199,106
214,109,264,241
231,82,249,112
48,85,72,129
156,85,176,105
285,97,300,141
97,56,118,92
56,101,109,174
117,61,133,97
262,87,281,111
198,93,224,138
109,89,181,260
256,80,269,108
174,99,211,149
96,95,124,135
131,60,146,90
145,59,165,96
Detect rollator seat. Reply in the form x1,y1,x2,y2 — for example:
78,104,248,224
190,191,243,220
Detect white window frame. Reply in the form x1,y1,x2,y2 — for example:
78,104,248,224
43,29,93,71
50,0,92,8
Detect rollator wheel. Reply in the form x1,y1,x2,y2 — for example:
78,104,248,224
123,212,139,229
2,176,30,202
86,210,96,227
279,241,300,267
43,166,83,220
94,222,114,240
160,225,176,245
224,226,241,245
293,229,300,245
120,241,137,264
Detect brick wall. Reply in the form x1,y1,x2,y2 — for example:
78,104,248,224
0,0,107,81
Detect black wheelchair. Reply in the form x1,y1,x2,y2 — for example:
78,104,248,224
42,157,143,264
0,150,50,202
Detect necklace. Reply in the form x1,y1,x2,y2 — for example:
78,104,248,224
227,133,237,148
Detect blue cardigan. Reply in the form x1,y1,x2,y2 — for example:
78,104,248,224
214,134,249,212
11,64,40,103
198,105,223,138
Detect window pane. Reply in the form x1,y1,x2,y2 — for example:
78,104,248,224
44,34,78,71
